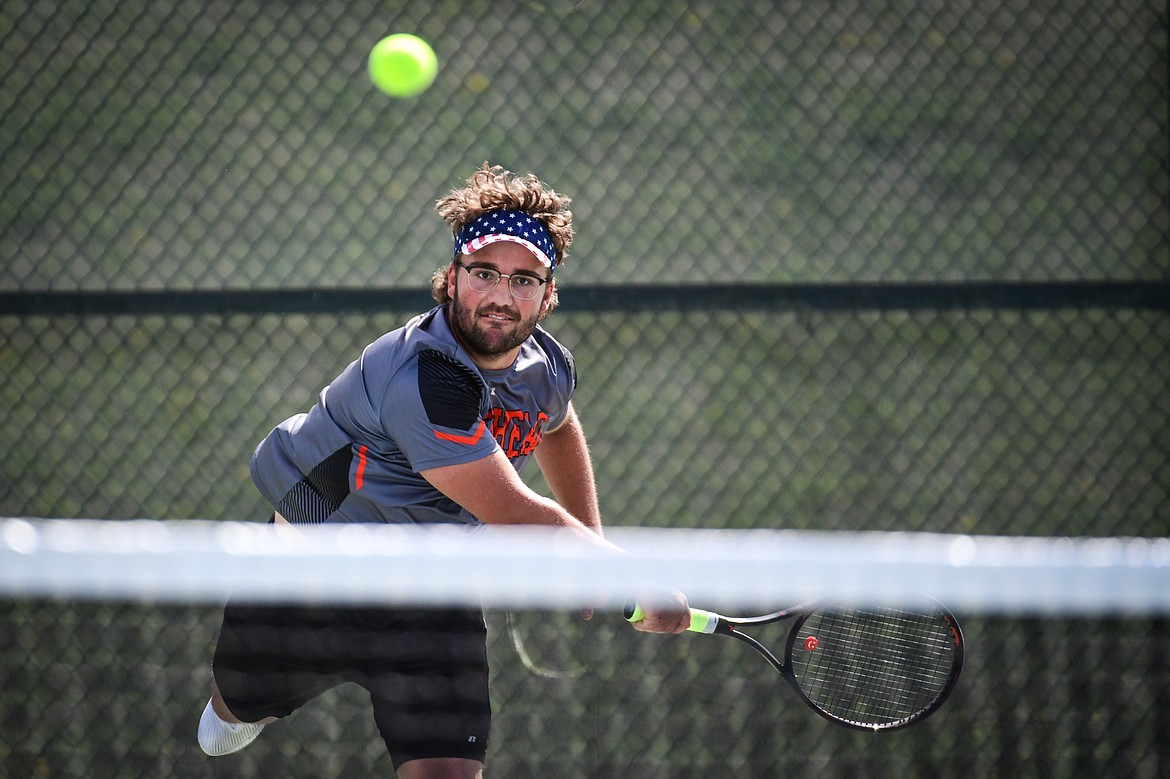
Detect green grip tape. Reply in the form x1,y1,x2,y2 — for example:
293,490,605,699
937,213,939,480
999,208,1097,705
688,610,712,633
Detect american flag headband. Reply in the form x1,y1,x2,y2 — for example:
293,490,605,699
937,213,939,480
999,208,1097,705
454,210,557,270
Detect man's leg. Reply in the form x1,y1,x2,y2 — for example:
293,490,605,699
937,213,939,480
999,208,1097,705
396,757,484,779
199,514,329,756
367,608,491,776
200,597,336,756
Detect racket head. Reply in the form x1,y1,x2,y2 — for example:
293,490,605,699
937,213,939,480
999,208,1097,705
782,597,964,731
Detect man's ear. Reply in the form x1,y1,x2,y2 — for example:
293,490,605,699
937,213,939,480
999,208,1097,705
542,278,555,311
447,263,458,299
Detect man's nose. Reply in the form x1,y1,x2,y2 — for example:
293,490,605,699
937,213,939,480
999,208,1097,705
486,276,518,302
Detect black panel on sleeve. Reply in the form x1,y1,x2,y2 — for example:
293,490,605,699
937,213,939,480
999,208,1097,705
276,445,353,523
417,349,485,430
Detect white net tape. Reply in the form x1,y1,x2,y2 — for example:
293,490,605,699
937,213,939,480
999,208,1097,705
2,518,1168,614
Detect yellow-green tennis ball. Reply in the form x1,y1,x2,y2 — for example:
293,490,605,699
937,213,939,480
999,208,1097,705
368,34,437,98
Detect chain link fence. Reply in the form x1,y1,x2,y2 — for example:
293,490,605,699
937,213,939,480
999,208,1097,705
2,1,1168,777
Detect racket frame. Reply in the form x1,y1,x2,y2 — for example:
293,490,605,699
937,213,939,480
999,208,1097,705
627,598,964,732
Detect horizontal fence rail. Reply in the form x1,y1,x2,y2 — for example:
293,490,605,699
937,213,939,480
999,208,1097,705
3,281,1168,316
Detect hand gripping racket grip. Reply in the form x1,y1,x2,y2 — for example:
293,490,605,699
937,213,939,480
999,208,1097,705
623,602,719,634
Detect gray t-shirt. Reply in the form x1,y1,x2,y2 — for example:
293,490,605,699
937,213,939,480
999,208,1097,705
251,305,576,525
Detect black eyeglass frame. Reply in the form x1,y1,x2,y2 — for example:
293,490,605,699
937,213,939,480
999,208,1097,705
455,262,551,300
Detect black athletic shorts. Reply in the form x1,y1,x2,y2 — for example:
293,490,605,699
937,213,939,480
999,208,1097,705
211,601,491,769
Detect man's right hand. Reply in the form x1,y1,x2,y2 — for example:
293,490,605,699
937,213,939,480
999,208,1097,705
628,591,691,634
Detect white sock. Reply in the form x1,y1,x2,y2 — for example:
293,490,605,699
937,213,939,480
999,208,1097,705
198,698,265,756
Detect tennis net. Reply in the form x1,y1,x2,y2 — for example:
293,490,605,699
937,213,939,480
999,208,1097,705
2,519,1168,613
2,519,1168,778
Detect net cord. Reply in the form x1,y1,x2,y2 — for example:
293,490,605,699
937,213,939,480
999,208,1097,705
1,519,1167,614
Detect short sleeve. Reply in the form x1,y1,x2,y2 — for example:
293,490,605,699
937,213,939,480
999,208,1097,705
530,328,577,431
378,348,498,471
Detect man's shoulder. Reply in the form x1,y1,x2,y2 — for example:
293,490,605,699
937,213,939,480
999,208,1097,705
529,324,574,365
520,325,576,392
364,306,461,365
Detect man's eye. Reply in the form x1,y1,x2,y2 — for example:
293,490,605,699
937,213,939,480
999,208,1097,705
472,270,496,281
512,276,537,288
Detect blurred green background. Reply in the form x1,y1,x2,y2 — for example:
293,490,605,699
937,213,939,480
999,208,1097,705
1,1,1167,777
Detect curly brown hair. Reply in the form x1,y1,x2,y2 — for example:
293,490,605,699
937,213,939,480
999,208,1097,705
430,163,573,315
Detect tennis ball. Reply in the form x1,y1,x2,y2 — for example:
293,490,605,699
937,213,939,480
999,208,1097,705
368,34,437,98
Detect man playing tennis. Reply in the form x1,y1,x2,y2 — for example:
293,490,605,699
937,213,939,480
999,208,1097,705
197,163,690,778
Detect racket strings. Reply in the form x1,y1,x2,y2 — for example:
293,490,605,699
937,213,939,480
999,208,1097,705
789,606,958,728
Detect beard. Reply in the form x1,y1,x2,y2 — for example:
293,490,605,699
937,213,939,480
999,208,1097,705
449,289,541,362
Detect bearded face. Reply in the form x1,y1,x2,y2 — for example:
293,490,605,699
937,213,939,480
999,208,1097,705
446,242,553,369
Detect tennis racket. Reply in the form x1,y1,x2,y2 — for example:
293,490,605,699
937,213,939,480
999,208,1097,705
625,596,963,731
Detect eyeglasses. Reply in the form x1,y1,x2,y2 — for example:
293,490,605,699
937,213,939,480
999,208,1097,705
457,263,550,301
